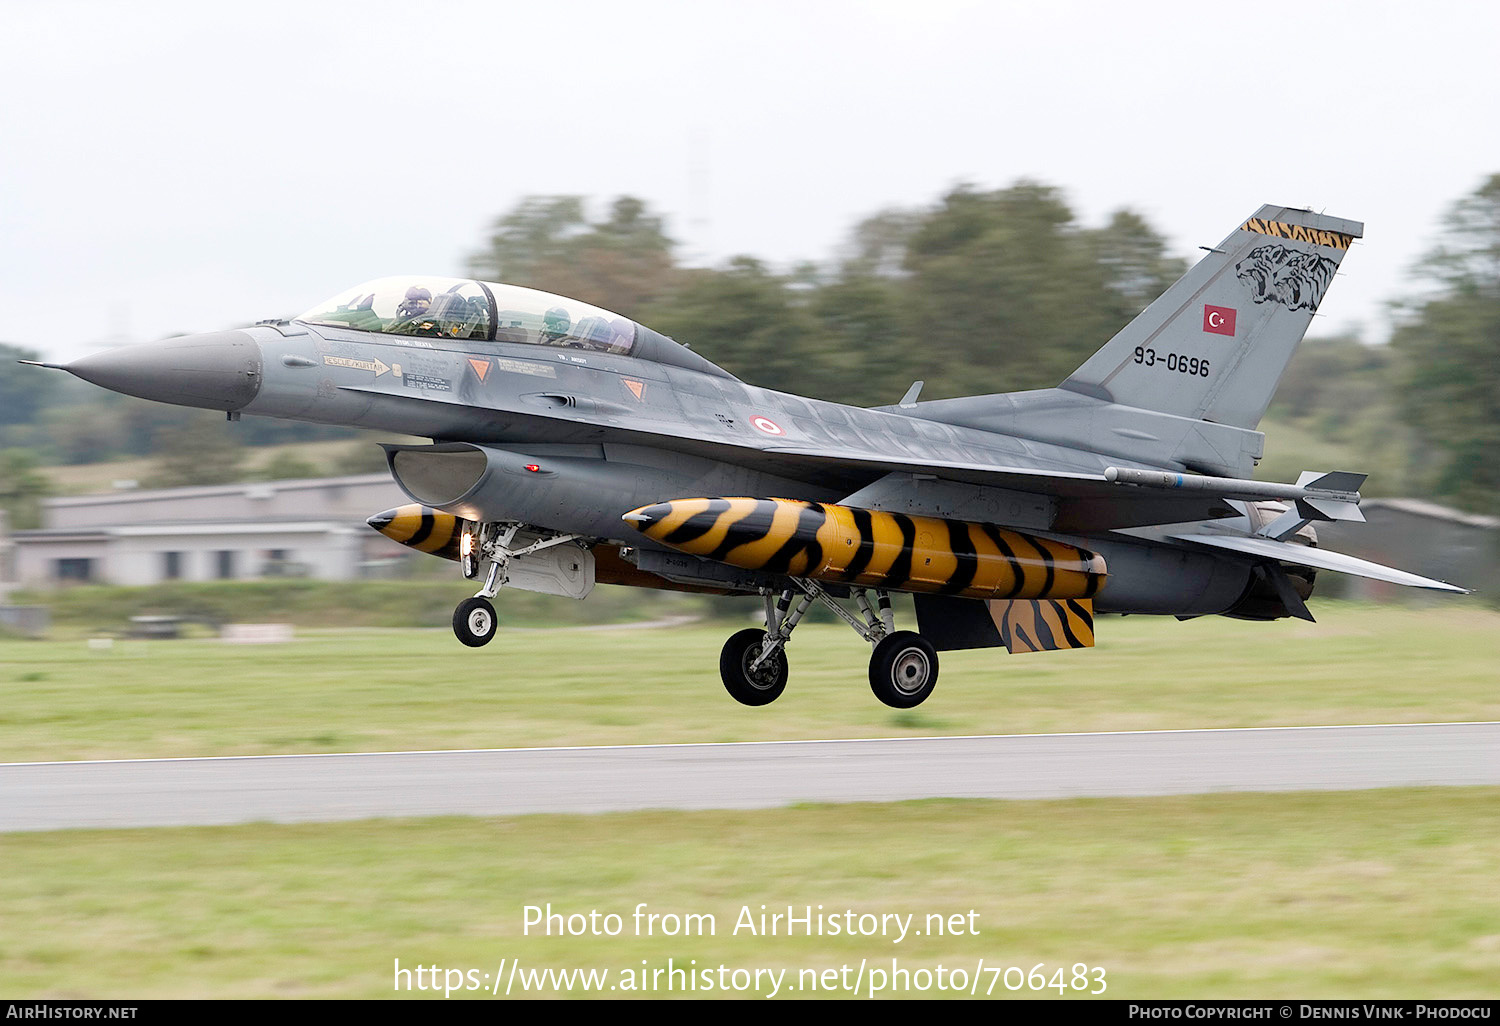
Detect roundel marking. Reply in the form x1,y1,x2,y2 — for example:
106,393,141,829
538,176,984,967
751,415,785,436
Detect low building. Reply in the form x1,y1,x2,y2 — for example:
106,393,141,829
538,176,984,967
0,508,12,597
1314,498,1498,601
12,474,412,586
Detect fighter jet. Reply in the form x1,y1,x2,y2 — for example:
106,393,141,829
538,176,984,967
27,205,1466,707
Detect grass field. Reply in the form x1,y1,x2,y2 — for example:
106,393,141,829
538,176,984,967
3,790,1497,998
0,603,1496,762
2,603,1496,1000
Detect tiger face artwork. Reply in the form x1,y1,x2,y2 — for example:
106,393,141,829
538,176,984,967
1234,244,1338,312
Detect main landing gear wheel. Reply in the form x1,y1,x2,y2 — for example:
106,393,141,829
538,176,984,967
869,631,939,708
453,596,498,647
719,628,789,706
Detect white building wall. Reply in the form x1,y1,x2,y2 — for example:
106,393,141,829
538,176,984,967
15,538,111,586
15,524,370,586
13,472,412,587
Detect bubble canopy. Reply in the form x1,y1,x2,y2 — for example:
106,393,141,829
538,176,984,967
296,276,638,356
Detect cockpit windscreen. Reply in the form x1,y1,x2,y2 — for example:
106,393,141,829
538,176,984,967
297,277,638,356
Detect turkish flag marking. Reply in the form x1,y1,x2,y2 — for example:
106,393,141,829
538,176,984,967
1203,305,1237,336
467,358,491,381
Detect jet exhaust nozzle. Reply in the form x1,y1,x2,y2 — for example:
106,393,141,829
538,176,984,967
624,497,1106,600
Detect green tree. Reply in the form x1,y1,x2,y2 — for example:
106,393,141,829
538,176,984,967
643,258,843,399
0,449,52,529
469,196,677,316
252,451,322,481
0,344,59,428
1082,209,1188,316
145,417,247,487
1263,332,1418,495
807,274,915,406
898,182,1175,398
1390,174,1500,512
333,441,391,475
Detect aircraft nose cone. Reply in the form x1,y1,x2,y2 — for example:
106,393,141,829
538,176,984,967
366,509,397,532
66,330,262,411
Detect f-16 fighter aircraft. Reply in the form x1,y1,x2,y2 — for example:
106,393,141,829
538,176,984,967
28,205,1466,708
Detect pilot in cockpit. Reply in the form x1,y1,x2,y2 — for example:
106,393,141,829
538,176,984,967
387,286,436,335
396,286,432,320
540,306,572,346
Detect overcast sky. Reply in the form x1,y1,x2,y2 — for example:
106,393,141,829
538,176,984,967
3,0,1498,363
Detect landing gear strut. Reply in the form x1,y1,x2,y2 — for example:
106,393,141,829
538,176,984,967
716,582,939,708
451,522,582,648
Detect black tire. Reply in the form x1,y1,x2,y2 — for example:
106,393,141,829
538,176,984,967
869,630,939,708
453,596,498,647
719,628,788,706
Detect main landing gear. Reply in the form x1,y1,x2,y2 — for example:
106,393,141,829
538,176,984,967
451,522,582,647
718,581,940,708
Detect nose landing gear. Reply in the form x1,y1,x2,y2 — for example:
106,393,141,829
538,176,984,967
450,522,583,648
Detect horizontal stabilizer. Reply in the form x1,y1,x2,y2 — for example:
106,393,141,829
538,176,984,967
1170,533,1468,593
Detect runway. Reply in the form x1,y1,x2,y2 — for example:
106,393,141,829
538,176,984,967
2,722,1496,832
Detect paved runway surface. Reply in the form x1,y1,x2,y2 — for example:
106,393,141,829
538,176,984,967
3,722,1496,832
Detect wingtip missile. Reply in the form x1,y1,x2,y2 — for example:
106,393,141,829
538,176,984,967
1105,466,1365,504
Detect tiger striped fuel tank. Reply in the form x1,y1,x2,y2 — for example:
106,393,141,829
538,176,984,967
624,498,1106,600
366,504,470,561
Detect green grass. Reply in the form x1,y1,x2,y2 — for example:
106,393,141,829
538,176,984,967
17,579,693,634
0,603,1494,762
2,790,1496,998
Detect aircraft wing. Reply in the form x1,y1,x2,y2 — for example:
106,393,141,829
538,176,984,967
337,386,1257,531
762,444,1238,531
1169,533,1468,593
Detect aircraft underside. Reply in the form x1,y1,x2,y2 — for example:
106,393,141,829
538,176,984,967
363,440,1331,709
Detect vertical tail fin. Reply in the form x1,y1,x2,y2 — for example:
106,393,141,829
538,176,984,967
1061,205,1363,429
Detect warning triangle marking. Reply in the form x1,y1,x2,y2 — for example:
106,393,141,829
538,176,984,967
623,378,645,401
468,358,491,381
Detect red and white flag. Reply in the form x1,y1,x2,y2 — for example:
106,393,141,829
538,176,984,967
1203,305,1237,336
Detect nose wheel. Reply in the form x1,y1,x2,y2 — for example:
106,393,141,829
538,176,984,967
451,521,583,649
453,596,497,647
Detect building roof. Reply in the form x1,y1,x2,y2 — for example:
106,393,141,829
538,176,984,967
12,521,357,542
1363,498,1500,530
45,473,393,509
